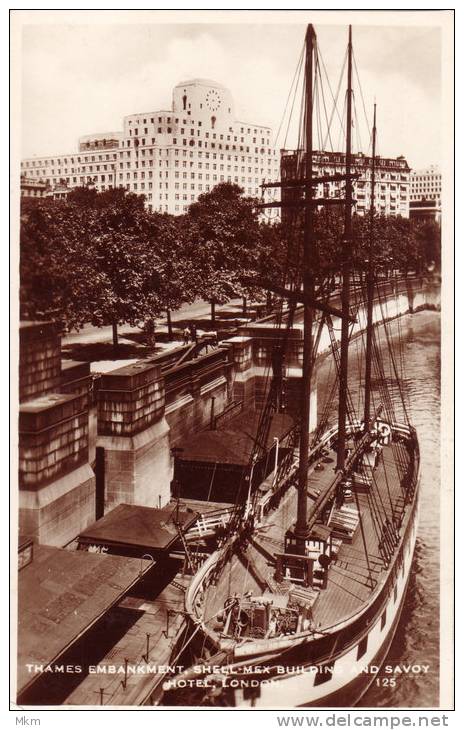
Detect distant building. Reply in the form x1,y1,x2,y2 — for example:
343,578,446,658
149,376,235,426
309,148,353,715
409,164,441,223
49,181,71,201
280,150,411,218
20,174,49,199
21,79,279,214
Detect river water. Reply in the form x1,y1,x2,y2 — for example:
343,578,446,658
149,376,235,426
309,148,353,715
364,311,441,708
316,310,441,708
164,310,442,710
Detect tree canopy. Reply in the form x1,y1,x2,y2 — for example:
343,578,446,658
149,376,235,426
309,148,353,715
20,183,440,344
183,183,264,311
20,188,192,344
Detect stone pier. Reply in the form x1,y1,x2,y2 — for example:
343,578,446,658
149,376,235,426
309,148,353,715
19,321,61,401
19,393,95,546
236,323,318,430
96,361,171,511
220,335,254,405
18,321,95,546
164,348,232,445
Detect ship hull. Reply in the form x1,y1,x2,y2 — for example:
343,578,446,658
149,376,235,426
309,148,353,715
171,425,421,709
230,490,419,708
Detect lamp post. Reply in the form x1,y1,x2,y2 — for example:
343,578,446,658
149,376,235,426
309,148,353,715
142,633,151,663
273,436,280,480
170,446,184,524
121,658,129,689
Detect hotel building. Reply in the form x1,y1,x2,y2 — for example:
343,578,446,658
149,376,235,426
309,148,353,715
280,150,411,218
409,164,441,222
20,175,49,199
21,79,280,214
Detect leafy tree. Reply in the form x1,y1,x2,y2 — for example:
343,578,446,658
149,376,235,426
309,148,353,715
20,187,188,348
183,183,263,324
144,212,197,340
412,219,441,271
256,220,288,307
20,199,97,326
254,205,439,298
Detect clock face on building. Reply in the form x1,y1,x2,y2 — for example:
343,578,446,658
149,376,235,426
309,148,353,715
205,89,222,112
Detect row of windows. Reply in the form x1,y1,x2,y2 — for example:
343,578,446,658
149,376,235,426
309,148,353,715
304,165,409,182
23,153,277,178
122,136,272,156
410,195,441,202
116,160,271,173
120,170,264,182
21,148,275,168
411,174,441,181
22,141,276,171
313,154,408,169
23,150,276,167
124,178,261,191
128,124,268,147
20,188,47,197
357,203,407,212
23,153,118,167
126,114,270,136
119,148,276,163
49,177,265,196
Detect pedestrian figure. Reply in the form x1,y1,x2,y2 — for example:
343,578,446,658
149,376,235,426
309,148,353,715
189,322,197,344
143,318,156,348
183,326,190,345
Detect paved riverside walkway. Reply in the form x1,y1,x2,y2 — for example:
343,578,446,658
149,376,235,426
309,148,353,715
64,572,190,706
62,299,245,347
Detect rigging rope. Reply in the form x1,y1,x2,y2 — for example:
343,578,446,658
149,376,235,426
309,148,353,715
274,43,305,151
353,51,374,152
320,48,348,151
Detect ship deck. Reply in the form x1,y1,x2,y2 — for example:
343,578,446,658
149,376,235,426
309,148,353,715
201,442,408,632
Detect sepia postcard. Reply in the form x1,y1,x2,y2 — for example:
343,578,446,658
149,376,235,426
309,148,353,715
10,8,454,714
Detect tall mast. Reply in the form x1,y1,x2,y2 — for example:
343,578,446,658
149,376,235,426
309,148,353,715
295,24,316,547
363,103,377,431
336,25,353,471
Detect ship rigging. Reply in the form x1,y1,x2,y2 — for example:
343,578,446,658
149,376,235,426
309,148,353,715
162,23,421,708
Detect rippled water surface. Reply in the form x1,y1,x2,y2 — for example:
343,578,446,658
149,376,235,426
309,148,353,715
168,311,442,709
351,311,441,708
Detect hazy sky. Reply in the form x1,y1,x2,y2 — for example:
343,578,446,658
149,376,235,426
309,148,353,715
20,18,442,169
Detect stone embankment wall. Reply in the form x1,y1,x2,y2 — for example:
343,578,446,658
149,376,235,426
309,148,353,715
237,274,440,426
18,275,439,547
18,322,95,546
306,275,441,359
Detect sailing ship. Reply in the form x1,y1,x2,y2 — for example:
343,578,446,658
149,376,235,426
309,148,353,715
163,24,420,708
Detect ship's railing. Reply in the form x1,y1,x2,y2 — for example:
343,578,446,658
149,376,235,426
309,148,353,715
184,422,418,657
234,435,420,660
184,544,251,654
186,508,234,540
234,522,410,659
310,420,412,456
